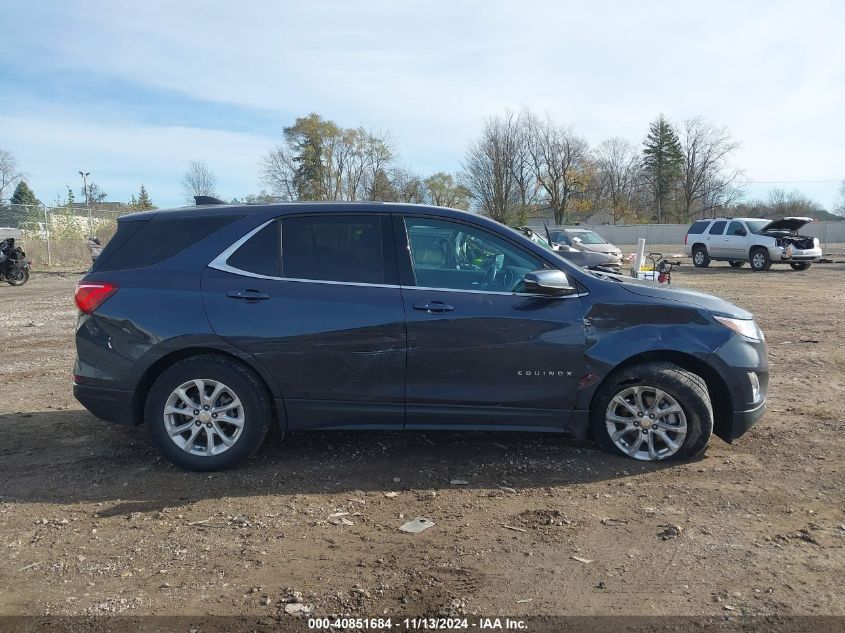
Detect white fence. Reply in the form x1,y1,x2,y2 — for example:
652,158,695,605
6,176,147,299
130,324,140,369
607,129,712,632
0,204,124,269
529,221,845,251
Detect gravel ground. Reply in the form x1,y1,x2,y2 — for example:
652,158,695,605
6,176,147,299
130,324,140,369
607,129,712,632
0,263,843,618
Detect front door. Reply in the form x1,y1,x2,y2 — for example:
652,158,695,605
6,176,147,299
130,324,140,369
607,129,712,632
397,215,586,431
722,221,748,259
202,213,406,430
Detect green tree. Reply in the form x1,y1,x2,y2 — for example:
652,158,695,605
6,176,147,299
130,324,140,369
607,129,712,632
129,184,156,211
642,114,683,223
424,172,470,209
8,181,39,227
284,113,342,200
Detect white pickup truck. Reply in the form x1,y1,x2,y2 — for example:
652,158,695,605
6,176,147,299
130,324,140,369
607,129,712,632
683,217,822,271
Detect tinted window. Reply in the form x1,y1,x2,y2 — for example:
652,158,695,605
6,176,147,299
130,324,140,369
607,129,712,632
94,215,241,272
281,215,385,284
727,221,746,236
227,221,280,276
549,231,571,245
687,220,709,235
708,221,727,235
569,230,606,244
404,217,544,292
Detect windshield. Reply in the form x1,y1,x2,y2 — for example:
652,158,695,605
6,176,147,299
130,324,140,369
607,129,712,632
569,230,607,244
746,220,771,234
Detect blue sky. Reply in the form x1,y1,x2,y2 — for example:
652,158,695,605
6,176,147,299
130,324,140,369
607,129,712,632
1,0,843,209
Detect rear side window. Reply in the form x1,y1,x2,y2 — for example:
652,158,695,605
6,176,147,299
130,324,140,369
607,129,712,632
708,221,727,235
226,221,280,276
281,215,385,284
94,215,241,272
687,220,709,235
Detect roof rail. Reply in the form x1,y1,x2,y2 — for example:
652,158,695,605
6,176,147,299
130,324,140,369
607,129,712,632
194,195,227,206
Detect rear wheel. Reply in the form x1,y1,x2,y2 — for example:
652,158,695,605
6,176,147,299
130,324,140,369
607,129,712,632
145,355,272,471
728,261,745,268
750,248,771,272
789,262,811,271
6,268,29,285
591,362,712,461
692,246,710,268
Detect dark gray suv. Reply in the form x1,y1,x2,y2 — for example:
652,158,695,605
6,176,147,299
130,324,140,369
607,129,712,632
73,201,768,470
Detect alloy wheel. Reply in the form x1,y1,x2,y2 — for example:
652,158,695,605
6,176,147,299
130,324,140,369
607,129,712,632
163,379,245,456
605,385,687,461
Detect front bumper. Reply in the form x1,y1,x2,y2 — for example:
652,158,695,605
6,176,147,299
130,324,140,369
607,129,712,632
73,382,137,426
724,399,767,442
770,246,822,263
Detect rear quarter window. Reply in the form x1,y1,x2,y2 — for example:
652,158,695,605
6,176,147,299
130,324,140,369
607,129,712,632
708,221,727,235
93,214,242,272
687,220,710,235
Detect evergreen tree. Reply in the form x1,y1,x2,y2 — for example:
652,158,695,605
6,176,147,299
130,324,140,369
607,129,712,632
642,114,683,223
131,184,155,211
8,181,39,227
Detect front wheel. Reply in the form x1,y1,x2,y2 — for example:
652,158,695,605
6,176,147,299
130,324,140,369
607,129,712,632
145,355,272,471
591,362,713,461
728,261,745,268
750,248,771,272
6,268,29,286
789,262,811,271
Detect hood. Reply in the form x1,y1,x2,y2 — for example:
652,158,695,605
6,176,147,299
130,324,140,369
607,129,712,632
609,275,752,318
762,216,814,233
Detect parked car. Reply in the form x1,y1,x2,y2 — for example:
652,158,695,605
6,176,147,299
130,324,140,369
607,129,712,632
74,201,767,470
549,229,623,265
684,217,822,271
513,226,621,270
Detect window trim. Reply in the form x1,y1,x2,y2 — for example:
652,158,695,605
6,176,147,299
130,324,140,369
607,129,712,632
209,213,585,299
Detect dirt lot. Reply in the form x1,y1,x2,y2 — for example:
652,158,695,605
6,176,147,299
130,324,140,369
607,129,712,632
1,264,843,619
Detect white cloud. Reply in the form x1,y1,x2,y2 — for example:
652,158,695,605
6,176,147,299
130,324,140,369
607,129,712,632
2,0,843,207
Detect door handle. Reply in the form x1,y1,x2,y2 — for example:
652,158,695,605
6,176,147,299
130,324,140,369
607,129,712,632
413,301,454,313
227,289,270,302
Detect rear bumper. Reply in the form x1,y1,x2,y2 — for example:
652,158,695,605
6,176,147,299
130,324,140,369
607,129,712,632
73,382,137,426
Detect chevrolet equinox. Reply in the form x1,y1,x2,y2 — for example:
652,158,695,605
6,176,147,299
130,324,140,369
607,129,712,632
73,201,768,470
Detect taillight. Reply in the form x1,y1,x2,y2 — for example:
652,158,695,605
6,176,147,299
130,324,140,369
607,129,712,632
75,282,118,314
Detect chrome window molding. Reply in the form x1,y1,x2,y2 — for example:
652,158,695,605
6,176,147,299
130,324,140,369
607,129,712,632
207,219,586,299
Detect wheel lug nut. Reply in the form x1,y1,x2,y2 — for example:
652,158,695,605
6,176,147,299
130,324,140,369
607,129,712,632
206,422,212,428
203,405,210,411
211,413,217,418
637,412,643,417
194,421,200,426
193,409,199,415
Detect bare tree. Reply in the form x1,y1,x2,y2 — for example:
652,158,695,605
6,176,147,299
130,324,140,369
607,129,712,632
0,149,25,201
182,161,218,202
463,112,522,224
678,117,741,221
837,179,845,216
424,172,470,209
524,112,590,224
390,168,425,203
593,138,639,222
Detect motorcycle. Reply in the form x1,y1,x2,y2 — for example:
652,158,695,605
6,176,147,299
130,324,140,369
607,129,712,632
0,238,31,286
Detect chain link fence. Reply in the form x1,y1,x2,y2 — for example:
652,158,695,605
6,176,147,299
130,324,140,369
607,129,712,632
0,204,125,271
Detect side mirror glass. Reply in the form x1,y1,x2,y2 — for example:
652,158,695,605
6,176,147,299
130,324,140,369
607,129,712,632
523,269,577,296
736,229,747,236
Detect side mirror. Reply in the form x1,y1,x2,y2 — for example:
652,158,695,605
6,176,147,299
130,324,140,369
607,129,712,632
735,229,747,236
523,269,577,296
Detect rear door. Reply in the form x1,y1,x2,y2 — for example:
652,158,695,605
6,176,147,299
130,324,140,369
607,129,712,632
202,213,406,430
705,220,728,257
396,214,586,431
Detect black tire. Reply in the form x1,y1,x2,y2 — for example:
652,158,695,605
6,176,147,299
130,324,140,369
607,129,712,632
728,261,745,268
145,354,272,471
590,362,713,462
6,268,29,286
789,262,811,271
749,248,771,272
691,245,710,268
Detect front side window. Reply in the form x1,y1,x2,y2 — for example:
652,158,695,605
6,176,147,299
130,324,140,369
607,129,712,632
727,221,746,236
281,215,385,284
708,221,727,235
404,217,544,292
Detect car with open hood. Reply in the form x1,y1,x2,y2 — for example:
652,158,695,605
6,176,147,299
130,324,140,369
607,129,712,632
683,217,822,271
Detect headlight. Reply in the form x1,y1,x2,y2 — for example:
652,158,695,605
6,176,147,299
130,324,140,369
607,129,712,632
713,316,765,341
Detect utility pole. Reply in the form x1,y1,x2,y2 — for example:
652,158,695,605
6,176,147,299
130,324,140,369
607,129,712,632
78,171,90,207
